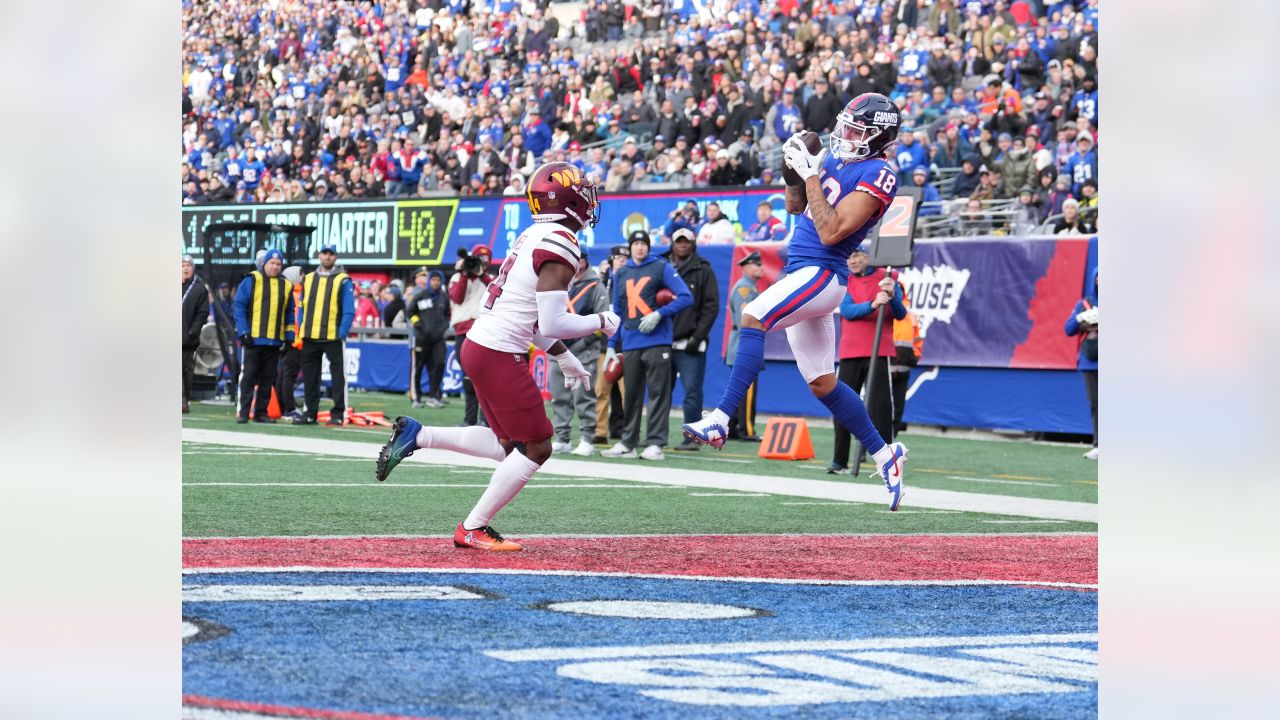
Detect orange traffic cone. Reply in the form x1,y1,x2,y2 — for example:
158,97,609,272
266,388,282,419
757,417,815,460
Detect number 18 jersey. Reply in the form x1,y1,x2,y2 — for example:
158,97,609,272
466,222,583,354
785,154,898,282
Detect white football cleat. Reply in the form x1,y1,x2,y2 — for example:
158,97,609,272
551,441,573,454
571,438,594,457
639,445,665,461
601,443,637,459
878,442,909,511
681,412,728,449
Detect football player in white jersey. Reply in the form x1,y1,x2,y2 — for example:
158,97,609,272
376,162,620,551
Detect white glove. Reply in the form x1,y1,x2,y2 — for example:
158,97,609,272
783,134,825,181
597,310,621,337
555,351,590,391
1076,307,1099,325
638,311,662,333
605,347,619,366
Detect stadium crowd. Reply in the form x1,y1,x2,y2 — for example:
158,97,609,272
182,0,1099,231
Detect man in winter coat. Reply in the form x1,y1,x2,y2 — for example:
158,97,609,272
550,250,611,457
181,255,209,414
662,228,721,451
1064,268,1099,459
409,268,451,409
995,135,1036,194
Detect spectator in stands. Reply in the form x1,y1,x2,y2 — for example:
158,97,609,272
1064,133,1098,196
912,167,943,217
1011,188,1041,235
1054,198,1096,236
745,201,787,242
663,229,720,452
802,78,842,133
828,249,906,474
549,250,609,458
1065,267,1099,460
951,156,982,199
996,135,1036,194
959,197,993,235
696,202,736,245
602,230,692,461
895,131,928,182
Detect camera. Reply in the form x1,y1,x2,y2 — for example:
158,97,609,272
456,247,486,276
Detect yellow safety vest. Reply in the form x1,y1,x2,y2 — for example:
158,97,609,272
301,271,349,341
249,270,292,341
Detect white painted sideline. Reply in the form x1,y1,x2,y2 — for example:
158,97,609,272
182,428,1098,523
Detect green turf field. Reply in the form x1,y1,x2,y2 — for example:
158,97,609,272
182,391,1097,537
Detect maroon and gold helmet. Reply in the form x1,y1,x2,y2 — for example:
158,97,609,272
526,162,599,230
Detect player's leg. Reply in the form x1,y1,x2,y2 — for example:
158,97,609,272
683,266,836,447
788,312,908,510
548,360,574,452
455,342,556,551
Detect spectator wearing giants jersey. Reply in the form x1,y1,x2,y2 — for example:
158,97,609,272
449,244,494,426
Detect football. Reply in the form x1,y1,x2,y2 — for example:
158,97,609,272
655,288,676,306
603,353,625,384
782,131,824,186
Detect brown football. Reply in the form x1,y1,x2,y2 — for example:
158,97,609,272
782,131,825,186
604,353,625,385
655,288,676,306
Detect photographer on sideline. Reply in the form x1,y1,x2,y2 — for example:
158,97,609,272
448,244,493,426
181,255,209,414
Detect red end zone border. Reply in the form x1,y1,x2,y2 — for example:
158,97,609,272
184,535,1096,589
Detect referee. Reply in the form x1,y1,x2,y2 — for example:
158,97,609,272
295,244,354,426
233,249,295,423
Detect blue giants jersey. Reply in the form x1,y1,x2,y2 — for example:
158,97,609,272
785,154,898,282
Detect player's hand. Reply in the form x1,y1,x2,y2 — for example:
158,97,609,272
605,347,618,366
638,311,662,333
783,134,825,181
872,292,890,308
878,277,895,293
597,310,621,337
555,351,590,391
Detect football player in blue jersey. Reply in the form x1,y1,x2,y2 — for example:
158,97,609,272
682,93,910,510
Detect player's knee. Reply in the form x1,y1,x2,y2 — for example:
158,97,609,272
741,312,764,330
807,374,837,397
523,438,552,465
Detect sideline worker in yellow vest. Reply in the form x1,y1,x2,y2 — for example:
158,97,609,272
294,243,355,426
233,248,295,423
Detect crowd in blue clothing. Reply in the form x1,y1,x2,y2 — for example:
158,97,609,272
182,0,1099,232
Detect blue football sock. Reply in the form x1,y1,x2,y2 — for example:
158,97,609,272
715,327,765,417
818,381,886,457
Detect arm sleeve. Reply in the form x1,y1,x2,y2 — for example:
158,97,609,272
609,279,624,350
233,277,253,336
536,290,603,339
337,279,355,337
889,282,908,321
447,274,467,304
839,291,873,321
1065,299,1085,336
692,267,719,342
530,330,558,351
659,264,693,317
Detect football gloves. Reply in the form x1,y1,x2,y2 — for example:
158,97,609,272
638,311,662,334
555,351,591,391
783,134,826,181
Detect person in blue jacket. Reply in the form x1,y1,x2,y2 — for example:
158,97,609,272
601,230,693,461
233,248,295,423
910,166,943,216
1064,267,1099,459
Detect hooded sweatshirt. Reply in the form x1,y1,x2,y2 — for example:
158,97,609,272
608,252,693,352
410,270,451,343
951,156,981,199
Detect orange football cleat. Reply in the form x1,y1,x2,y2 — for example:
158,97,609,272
453,522,523,552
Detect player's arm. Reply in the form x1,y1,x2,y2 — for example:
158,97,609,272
784,183,807,214
804,177,884,246
534,254,620,339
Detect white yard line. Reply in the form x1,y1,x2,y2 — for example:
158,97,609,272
982,519,1071,524
946,475,1060,488
687,492,770,497
186,531,1097,540
182,428,1099,523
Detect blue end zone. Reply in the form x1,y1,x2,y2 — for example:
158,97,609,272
184,571,1097,719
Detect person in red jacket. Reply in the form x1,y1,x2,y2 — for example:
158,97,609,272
449,244,494,426
828,248,907,474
